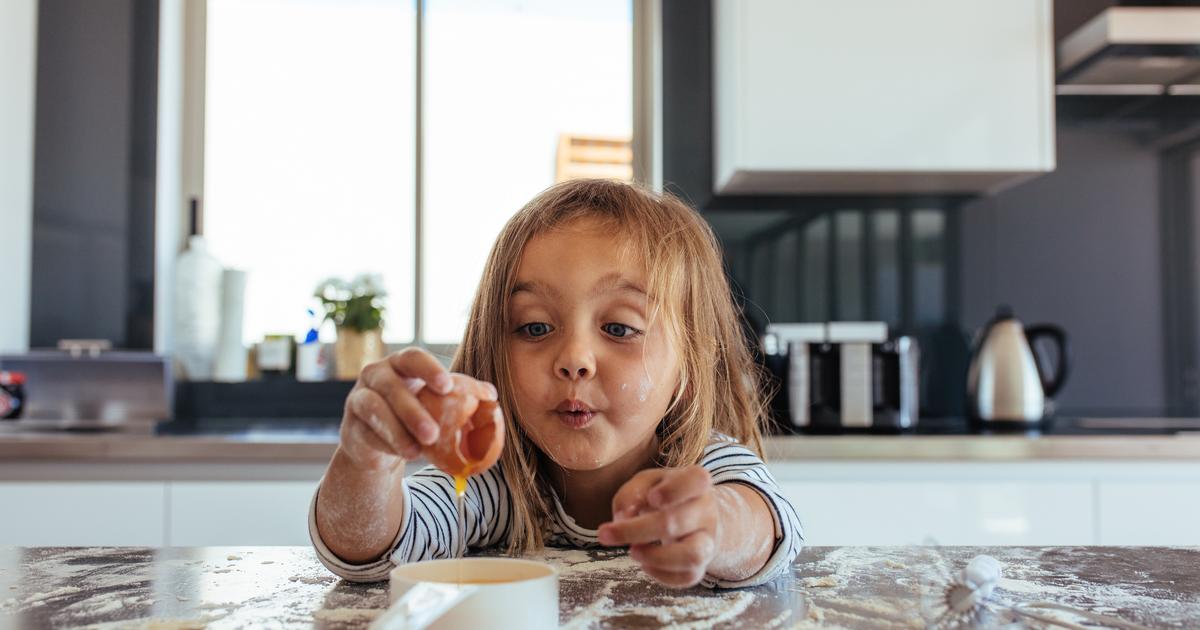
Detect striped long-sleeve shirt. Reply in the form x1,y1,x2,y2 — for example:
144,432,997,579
309,434,804,589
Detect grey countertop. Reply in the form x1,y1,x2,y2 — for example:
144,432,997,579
1,429,1199,463
0,545,1196,628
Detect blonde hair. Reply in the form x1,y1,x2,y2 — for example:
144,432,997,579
450,178,770,554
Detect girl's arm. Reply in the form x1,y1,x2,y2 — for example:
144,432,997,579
708,482,776,580
314,348,479,563
315,447,410,563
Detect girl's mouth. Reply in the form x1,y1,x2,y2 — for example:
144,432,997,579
556,410,595,429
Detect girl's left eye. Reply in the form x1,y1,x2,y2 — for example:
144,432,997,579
519,322,552,337
602,323,641,338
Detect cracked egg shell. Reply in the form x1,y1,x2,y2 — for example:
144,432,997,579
417,388,505,479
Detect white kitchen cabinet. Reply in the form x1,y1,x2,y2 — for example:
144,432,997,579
0,483,166,546
769,461,1200,547
167,481,319,546
777,480,1093,546
713,0,1055,194
1097,482,1200,546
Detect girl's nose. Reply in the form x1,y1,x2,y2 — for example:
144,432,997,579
554,342,595,382
558,365,590,380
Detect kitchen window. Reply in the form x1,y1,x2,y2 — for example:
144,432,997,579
188,0,644,350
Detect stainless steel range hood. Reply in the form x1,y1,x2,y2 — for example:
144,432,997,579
1057,6,1200,95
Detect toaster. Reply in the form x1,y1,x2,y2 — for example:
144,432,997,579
761,322,919,433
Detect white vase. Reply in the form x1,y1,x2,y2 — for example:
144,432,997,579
173,235,224,380
212,268,247,382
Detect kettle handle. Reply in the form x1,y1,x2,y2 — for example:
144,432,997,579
1024,324,1069,398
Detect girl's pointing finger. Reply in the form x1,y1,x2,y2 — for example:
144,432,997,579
598,498,706,546
629,531,716,572
646,465,712,509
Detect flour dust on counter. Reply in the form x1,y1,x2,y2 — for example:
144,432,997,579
543,547,804,629
0,547,390,628
2,545,1197,628
792,546,1200,629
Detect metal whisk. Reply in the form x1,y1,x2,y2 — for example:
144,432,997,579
920,552,1156,630
922,554,1008,629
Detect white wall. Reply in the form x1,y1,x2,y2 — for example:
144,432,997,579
0,0,37,353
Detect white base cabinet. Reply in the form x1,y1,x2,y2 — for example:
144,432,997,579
168,482,319,547
1097,482,1200,545
778,480,1094,546
2,461,1199,547
0,483,167,547
0,481,318,547
770,461,1200,547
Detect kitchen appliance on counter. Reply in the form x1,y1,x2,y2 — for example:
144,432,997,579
966,307,1068,426
0,346,171,432
761,322,919,433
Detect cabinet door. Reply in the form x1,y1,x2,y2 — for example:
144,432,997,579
1098,482,1200,545
0,482,166,546
776,480,1093,546
168,481,318,546
714,0,1055,193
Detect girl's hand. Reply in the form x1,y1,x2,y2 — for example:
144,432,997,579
596,466,720,588
338,347,498,471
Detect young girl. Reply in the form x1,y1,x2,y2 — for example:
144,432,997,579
311,179,803,589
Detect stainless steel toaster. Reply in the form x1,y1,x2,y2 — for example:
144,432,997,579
761,322,919,432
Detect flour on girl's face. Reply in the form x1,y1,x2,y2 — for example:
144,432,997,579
636,375,652,403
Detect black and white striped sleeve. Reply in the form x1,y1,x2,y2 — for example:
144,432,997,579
699,438,805,589
309,464,510,582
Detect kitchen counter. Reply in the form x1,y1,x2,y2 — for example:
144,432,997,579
0,545,1196,628
0,426,1198,463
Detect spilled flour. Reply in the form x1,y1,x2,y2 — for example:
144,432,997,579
9,545,1195,629
0,547,386,628
288,574,337,585
546,548,769,629
793,546,1200,629
80,615,222,630
311,607,384,622
563,588,756,630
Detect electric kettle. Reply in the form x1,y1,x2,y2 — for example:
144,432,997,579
966,306,1068,424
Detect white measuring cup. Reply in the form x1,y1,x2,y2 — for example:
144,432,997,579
370,558,558,630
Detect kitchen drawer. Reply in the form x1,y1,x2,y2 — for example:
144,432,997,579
777,480,1094,546
1098,482,1200,545
0,482,166,546
167,481,318,546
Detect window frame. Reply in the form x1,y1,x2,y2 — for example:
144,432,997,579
157,0,658,361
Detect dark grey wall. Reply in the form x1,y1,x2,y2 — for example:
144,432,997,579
960,128,1166,414
30,0,156,349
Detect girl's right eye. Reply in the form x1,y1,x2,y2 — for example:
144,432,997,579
517,322,553,338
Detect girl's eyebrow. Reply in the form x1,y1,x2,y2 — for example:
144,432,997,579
588,272,646,298
510,273,645,299
511,280,558,299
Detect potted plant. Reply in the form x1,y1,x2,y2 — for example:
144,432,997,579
314,274,387,380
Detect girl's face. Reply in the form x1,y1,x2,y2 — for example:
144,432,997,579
506,217,680,472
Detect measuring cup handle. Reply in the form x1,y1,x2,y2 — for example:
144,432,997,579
370,582,480,630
